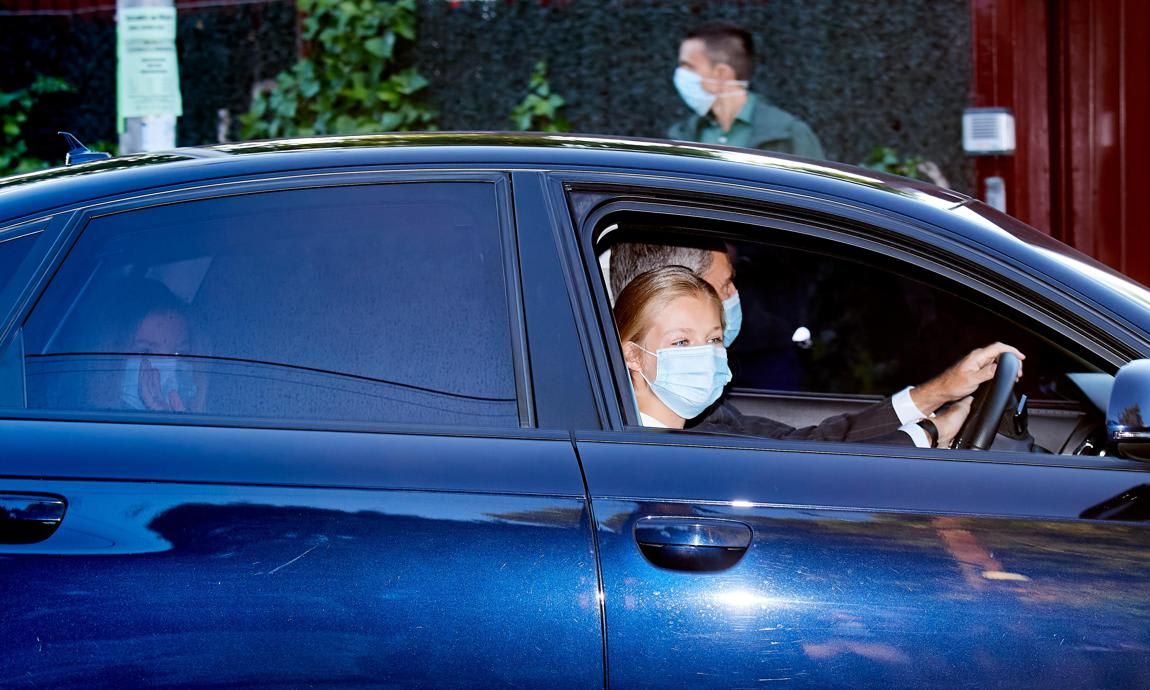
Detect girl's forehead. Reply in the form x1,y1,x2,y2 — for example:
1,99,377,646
649,294,721,332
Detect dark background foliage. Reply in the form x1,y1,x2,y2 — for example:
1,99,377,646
2,0,972,191
1,2,299,163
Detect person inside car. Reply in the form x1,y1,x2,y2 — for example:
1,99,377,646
119,286,205,413
613,264,1022,447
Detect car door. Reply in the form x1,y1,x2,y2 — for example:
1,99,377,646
559,176,1150,689
0,173,603,687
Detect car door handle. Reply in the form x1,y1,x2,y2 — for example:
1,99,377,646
634,517,752,572
0,493,67,544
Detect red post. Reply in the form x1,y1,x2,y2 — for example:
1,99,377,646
972,0,1150,285
1051,0,1150,284
968,0,1052,234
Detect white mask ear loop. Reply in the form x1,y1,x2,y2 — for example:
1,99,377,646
630,342,658,388
702,76,749,96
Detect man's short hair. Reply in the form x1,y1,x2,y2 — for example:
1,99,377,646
609,237,725,299
686,21,754,82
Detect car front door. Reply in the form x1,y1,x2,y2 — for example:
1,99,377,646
0,173,603,687
562,178,1150,689
579,433,1150,689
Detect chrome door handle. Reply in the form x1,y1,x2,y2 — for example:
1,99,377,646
0,493,67,544
634,517,752,572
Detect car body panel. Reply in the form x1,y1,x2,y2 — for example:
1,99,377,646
0,421,602,687
578,433,1150,689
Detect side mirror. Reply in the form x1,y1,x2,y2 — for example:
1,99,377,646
1107,360,1150,461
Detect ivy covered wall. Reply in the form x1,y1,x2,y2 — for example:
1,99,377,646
3,0,972,190
417,0,973,191
1,2,298,165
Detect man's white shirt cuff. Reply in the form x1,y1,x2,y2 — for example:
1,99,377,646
900,422,931,448
893,387,932,448
892,387,928,425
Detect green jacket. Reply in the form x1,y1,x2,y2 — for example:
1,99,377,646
666,92,826,160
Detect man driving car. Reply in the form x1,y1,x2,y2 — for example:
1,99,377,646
608,237,1024,447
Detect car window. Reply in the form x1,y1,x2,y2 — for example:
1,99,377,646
597,214,1106,421
726,240,1100,402
0,226,42,297
593,212,1104,455
11,182,520,428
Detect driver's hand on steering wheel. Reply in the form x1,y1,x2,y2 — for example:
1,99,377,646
910,342,1025,415
933,396,973,448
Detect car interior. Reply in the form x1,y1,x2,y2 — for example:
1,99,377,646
594,213,1115,456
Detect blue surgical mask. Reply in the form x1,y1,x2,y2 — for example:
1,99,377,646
673,67,750,117
120,356,197,411
673,67,716,116
722,292,742,347
635,343,732,419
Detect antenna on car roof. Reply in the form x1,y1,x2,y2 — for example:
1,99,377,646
58,131,112,165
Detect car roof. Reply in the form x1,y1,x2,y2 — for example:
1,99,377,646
2,132,1148,338
0,132,968,223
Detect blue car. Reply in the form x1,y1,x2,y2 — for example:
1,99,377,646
1,133,1148,688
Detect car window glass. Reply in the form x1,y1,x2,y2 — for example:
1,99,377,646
726,240,1099,402
15,182,519,427
0,227,41,297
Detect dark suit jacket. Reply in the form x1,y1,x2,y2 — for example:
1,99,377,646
689,398,913,446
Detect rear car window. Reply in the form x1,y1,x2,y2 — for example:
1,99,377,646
0,226,42,298
10,182,520,428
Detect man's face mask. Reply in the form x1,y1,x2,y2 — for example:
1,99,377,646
120,356,197,411
673,67,717,116
722,291,743,347
635,343,732,419
672,67,749,117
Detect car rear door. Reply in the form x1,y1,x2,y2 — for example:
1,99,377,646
559,176,1150,689
0,172,603,687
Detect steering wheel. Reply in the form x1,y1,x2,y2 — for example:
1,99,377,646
951,352,1022,450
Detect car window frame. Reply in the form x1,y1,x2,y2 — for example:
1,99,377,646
557,172,1150,471
0,215,67,345
0,170,538,436
563,172,1145,358
597,210,1109,404
577,196,1132,417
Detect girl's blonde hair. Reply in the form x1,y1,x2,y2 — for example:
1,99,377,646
614,265,724,345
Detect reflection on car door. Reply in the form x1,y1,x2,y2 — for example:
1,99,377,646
0,424,601,687
578,432,1150,688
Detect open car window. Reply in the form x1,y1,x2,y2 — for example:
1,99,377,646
725,238,1103,403
594,211,1110,455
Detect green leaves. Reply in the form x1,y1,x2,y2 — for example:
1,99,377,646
242,0,435,140
363,33,395,59
859,146,924,180
0,76,74,176
509,60,570,133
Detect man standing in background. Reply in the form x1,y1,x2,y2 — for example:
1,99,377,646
668,22,825,159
